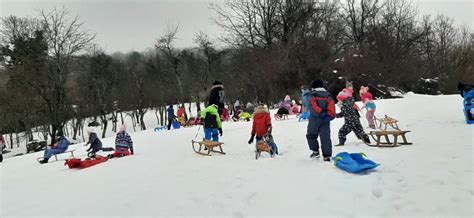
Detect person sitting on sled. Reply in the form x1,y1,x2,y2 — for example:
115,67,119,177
335,88,371,146
248,104,278,155
108,124,134,158
201,104,223,142
85,128,103,158
39,133,70,164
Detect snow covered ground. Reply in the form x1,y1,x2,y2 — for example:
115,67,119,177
1,93,473,217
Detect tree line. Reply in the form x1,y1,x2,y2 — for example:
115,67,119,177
0,0,472,146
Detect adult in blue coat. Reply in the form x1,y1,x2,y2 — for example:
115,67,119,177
39,135,70,164
167,105,176,130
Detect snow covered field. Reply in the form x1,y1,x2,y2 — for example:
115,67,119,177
1,93,473,217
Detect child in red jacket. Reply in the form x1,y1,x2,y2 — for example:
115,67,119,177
247,105,279,155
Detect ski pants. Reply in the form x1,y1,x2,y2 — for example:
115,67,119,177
306,117,332,158
44,147,67,160
167,117,174,130
366,110,376,128
338,118,366,141
204,128,219,142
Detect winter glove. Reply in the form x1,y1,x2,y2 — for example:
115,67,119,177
248,134,255,144
323,115,333,123
218,128,223,136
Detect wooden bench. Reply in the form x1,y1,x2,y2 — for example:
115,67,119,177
368,131,412,147
37,149,76,162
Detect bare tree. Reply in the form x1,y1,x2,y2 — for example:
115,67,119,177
155,24,184,100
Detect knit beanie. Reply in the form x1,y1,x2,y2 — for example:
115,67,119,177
311,79,324,88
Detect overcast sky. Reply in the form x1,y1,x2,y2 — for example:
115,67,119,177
1,0,472,53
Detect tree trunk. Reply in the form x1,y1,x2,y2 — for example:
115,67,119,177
155,107,160,125
100,114,108,138
120,111,124,125
9,133,13,149
111,111,118,132
139,109,146,130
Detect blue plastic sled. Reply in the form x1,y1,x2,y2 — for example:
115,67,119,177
172,121,181,129
333,152,380,174
298,111,310,122
154,126,166,132
463,90,474,124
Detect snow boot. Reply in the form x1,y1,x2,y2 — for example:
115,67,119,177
323,157,331,162
362,135,371,145
310,151,320,159
39,158,48,164
335,138,346,146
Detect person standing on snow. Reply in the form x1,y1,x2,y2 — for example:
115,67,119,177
335,88,371,146
306,79,336,161
208,81,225,115
248,104,278,155
359,86,377,129
201,104,223,142
167,104,176,130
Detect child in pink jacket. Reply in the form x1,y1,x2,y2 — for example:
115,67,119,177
360,86,376,129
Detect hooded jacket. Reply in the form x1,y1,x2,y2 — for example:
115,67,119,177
201,105,222,129
208,84,225,110
252,106,271,137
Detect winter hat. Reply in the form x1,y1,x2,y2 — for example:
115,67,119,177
337,90,349,102
119,124,128,133
284,95,291,101
345,88,354,96
212,80,223,86
311,79,324,88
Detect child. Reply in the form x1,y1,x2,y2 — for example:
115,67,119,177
306,79,336,161
108,124,134,158
177,105,187,125
39,134,70,164
85,128,103,158
335,88,371,146
248,105,278,155
360,86,377,129
201,104,223,142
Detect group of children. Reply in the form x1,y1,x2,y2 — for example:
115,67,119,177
38,124,134,164
303,79,377,161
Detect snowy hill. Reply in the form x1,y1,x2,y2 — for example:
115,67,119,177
1,93,473,217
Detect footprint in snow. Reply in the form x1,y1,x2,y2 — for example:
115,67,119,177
372,188,383,199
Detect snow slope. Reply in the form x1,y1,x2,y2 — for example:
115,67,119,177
1,94,473,217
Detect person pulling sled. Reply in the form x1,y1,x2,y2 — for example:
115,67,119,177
248,104,279,158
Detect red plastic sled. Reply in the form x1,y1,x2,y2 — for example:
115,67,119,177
64,155,108,169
